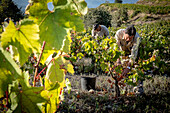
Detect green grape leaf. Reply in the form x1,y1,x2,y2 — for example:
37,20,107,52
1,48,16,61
0,48,21,98
70,0,88,15
100,63,108,71
44,56,68,112
28,0,87,50
8,81,46,113
53,0,67,6
58,55,74,74
115,65,122,74
19,71,31,89
45,56,65,89
11,39,30,66
43,56,67,112
0,69,13,98
60,32,72,53
112,51,121,62
1,20,40,66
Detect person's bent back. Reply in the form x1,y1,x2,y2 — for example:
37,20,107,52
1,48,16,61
115,25,141,62
92,24,109,38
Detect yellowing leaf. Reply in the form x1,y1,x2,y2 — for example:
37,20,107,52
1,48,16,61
65,63,74,74
41,50,58,65
41,87,61,113
77,53,84,59
42,79,62,113
150,56,156,62
1,20,40,65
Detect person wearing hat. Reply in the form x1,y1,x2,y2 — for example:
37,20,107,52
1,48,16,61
91,24,109,38
115,25,143,95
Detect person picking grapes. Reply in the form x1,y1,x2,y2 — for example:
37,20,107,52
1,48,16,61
115,25,143,94
115,25,141,75
92,24,109,38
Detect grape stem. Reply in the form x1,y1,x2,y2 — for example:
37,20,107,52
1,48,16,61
36,59,53,80
5,87,8,109
109,67,120,97
33,41,46,87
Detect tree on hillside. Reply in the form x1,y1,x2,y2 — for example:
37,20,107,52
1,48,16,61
111,7,128,27
83,8,112,29
0,0,24,24
115,0,122,3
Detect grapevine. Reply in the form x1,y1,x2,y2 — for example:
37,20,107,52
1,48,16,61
0,0,87,112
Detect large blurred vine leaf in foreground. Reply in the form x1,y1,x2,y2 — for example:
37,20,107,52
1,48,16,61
0,0,87,112
43,55,74,112
27,0,87,51
0,47,21,98
1,19,40,66
8,81,46,113
0,47,45,112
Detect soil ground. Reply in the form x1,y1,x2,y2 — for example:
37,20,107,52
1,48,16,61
56,75,170,113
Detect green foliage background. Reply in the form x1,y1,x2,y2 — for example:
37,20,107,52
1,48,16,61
70,20,170,76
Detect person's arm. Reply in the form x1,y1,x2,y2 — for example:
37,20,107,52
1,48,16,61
115,30,122,51
129,34,141,62
92,29,96,37
115,30,123,66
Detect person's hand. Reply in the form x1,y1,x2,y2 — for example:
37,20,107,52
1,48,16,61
127,61,131,67
117,58,121,66
122,68,130,76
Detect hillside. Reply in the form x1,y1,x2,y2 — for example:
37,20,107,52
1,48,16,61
98,2,170,26
136,0,170,6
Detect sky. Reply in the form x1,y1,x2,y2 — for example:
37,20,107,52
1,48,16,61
13,0,139,12
85,0,139,8
47,0,138,11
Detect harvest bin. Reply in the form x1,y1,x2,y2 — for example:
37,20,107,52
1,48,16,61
81,76,96,90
